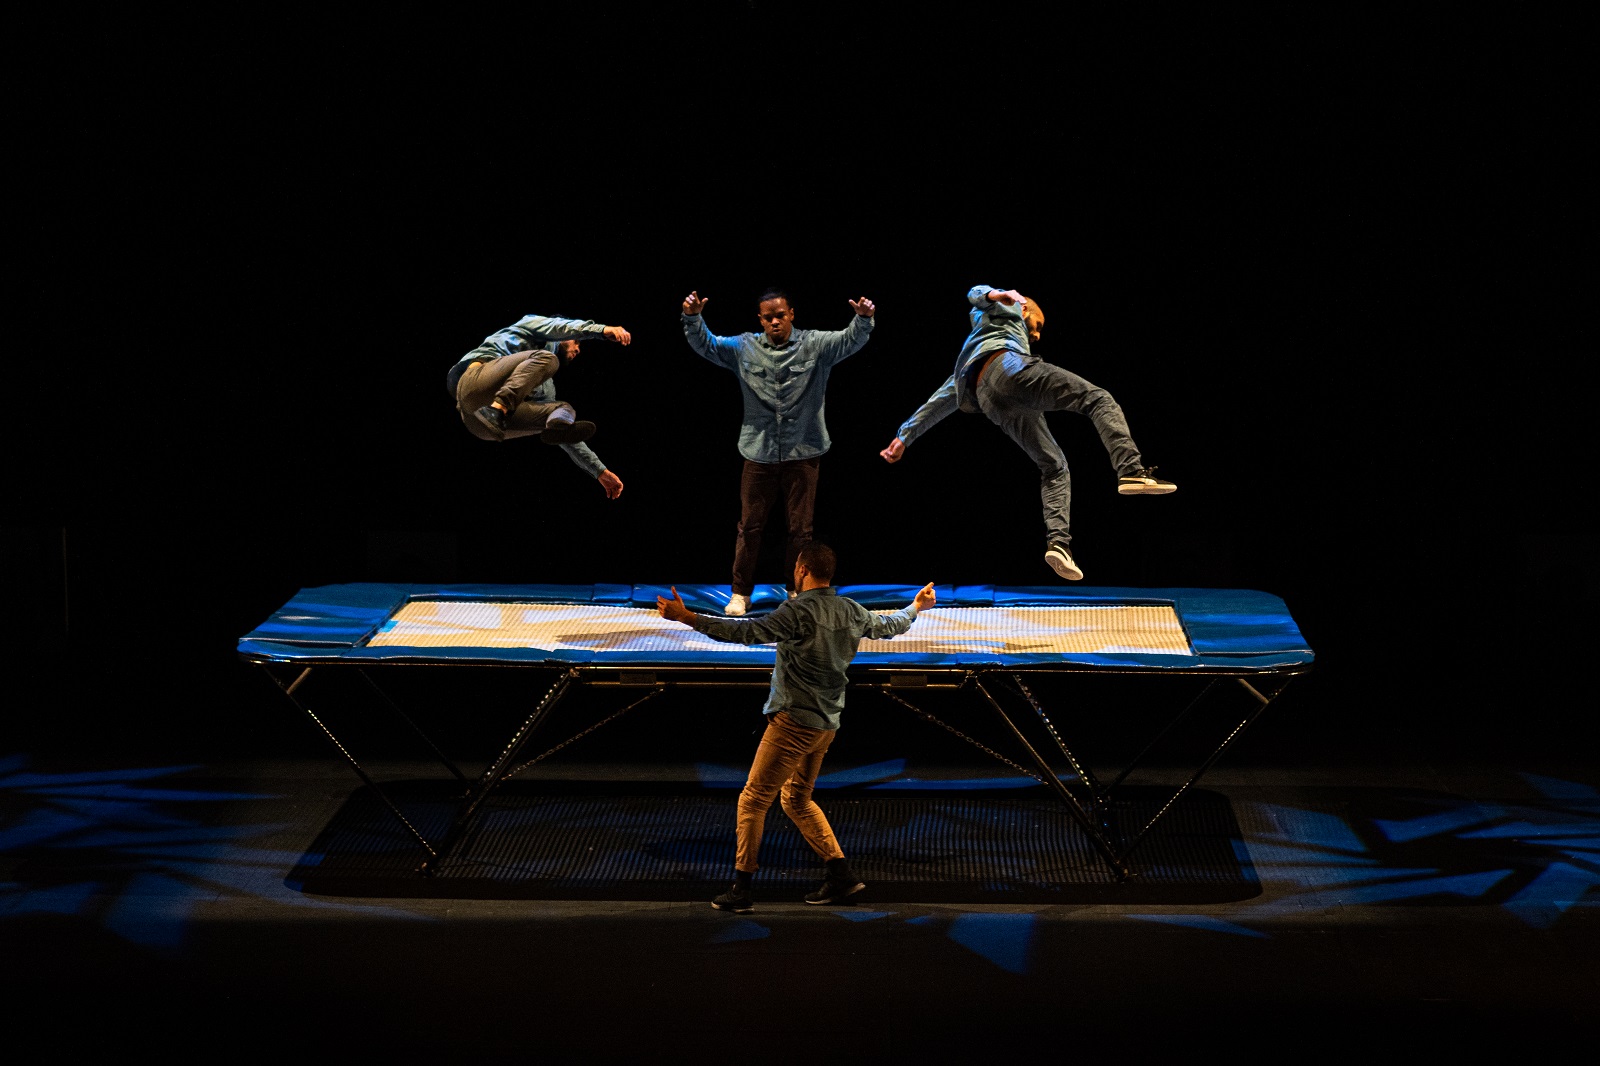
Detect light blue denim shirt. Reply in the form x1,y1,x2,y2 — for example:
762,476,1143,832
682,313,874,463
688,586,919,731
895,285,1036,444
446,314,612,479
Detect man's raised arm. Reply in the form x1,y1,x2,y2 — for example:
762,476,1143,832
680,290,741,369
861,583,937,639
967,286,1026,318
815,297,877,366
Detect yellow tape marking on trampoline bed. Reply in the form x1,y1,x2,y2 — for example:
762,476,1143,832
368,602,1194,657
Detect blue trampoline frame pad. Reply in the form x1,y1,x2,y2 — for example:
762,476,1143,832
238,583,1314,673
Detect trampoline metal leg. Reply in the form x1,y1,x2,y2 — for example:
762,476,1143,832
421,667,578,876
1099,678,1221,803
1111,676,1292,865
1008,673,1102,796
975,678,1132,880
259,663,440,863
357,667,468,783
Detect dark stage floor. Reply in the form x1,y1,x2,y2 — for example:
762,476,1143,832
3,742,1595,1061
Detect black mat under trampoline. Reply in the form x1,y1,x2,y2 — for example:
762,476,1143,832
289,781,1259,904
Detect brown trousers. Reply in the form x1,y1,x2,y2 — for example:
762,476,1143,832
733,457,820,595
456,352,577,441
736,711,845,873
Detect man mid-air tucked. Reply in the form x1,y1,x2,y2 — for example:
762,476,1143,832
881,286,1174,581
681,289,875,615
447,311,631,499
657,543,935,911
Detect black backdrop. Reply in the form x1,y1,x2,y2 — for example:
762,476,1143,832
9,7,1591,763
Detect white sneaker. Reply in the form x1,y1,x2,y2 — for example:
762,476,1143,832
1045,544,1083,581
726,594,750,616
1117,466,1176,495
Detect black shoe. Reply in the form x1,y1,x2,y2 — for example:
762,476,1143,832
804,858,865,905
1044,543,1083,581
473,405,507,439
1118,465,1176,495
711,884,754,913
541,419,595,445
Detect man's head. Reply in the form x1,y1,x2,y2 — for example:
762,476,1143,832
556,339,581,364
1021,297,1045,344
757,289,795,345
794,541,837,590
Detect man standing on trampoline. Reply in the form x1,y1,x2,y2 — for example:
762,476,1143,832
880,286,1174,581
681,288,875,614
657,544,936,911
447,312,632,499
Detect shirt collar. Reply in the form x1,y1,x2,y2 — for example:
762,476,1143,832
758,329,798,351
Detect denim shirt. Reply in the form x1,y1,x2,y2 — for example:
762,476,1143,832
895,285,1036,445
682,313,874,463
445,314,611,479
688,586,919,731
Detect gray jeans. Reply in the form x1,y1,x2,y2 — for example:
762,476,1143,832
975,354,1144,547
455,352,576,441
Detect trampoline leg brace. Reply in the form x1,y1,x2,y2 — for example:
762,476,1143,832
883,671,1296,881
421,668,579,875
261,664,441,863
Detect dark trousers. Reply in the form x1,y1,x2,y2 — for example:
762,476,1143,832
456,352,576,441
733,457,820,595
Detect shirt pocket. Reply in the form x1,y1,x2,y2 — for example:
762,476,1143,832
740,360,767,378
784,359,816,382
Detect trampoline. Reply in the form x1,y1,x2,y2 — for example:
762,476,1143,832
239,582,1314,882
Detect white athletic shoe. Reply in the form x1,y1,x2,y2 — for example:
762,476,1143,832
726,594,750,616
1045,544,1083,581
1117,466,1177,495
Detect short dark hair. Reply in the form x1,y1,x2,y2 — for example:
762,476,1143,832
758,288,790,307
796,541,837,583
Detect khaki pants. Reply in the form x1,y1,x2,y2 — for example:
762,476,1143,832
456,351,577,441
736,711,845,873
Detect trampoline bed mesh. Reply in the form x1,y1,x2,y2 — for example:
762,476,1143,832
367,601,1194,657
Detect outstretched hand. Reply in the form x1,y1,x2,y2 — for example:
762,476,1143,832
598,470,624,499
879,437,905,464
682,291,709,315
603,325,632,345
657,585,695,623
913,583,937,611
848,296,876,318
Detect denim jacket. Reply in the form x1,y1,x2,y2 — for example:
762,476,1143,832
682,313,874,463
895,285,1035,445
688,586,920,730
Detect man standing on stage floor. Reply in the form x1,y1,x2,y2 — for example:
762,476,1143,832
681,288,875,614
447,311,632,499
880,286,1175,581
657,542,935,912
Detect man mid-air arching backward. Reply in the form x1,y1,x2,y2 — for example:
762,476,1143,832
681,288,875,614
881,286,1174,581
447,311,632,499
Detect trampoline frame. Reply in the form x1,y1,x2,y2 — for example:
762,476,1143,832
247,655,1306,882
